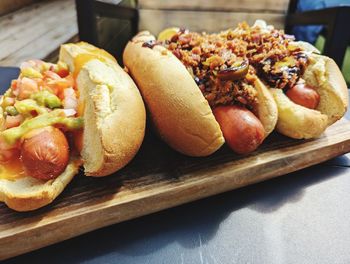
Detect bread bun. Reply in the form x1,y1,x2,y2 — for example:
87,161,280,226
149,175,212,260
0,158,82,212
250,76,278,137
305,54,348,124
270,53,348,139
59,42,146,176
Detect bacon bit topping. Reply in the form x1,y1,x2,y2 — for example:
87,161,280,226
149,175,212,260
159,22,309,109
160,29,257,109
227,22,309,89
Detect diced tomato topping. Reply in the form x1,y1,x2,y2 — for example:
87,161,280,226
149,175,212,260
57,68,70,78
43,71,74,97
17,77,39,100
5,115,24,129
11,80,18,89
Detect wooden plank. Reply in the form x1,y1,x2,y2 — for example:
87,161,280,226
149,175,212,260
138,0,290,13
1,118,350,260
0,1,67,43
139,9,285,35
0,16,78,66
0,0,77,66
0,0,41,16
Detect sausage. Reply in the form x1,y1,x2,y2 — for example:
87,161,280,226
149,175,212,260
286,82,320,109
21,126,69,180
213,105,265,154
0,136,20,163
72,129,83,154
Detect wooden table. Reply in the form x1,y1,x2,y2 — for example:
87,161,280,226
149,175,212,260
0,0,77,67
1,66,350,263
5,146,350,264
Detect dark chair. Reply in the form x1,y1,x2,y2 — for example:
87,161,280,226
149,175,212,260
75,0,138,62
285,0,350,68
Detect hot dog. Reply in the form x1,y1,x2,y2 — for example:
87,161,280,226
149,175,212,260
0,42,146,211
228,20,348,139
285,81,320,109
21,126,70,180
213,105,265,154
123,30,278,156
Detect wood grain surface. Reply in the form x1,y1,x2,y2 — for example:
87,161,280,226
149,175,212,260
0,0,77,66
138,0,289,13
138,0,287,35
1,119,350,260
139,9,285,35
0,0,42,16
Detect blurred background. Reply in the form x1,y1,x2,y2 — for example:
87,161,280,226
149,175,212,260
1,0,349,83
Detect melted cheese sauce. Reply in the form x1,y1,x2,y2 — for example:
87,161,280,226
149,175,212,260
73,44,116,114
0,158,26,181
77,100,85,117
73,47,116,79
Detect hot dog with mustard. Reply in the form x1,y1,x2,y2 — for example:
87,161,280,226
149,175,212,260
0,42,146,211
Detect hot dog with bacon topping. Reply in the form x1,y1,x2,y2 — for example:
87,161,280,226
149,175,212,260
228,20,348,139
124,19,348,155
123,29,278,156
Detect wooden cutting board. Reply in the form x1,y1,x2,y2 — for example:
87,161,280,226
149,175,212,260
1,119,350,260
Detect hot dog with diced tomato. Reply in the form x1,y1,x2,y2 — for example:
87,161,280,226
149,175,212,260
0,42,146,211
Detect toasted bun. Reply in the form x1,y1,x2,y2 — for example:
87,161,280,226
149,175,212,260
251,76,278,137
305,54,348,124
270,88,329,138
269,53,348,139
0,158,82,212
59,42,146,176
123,32,224,156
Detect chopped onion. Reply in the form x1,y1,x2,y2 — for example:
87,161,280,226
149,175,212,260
284,34,295,39
63,87,78,110
62,108,76,117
